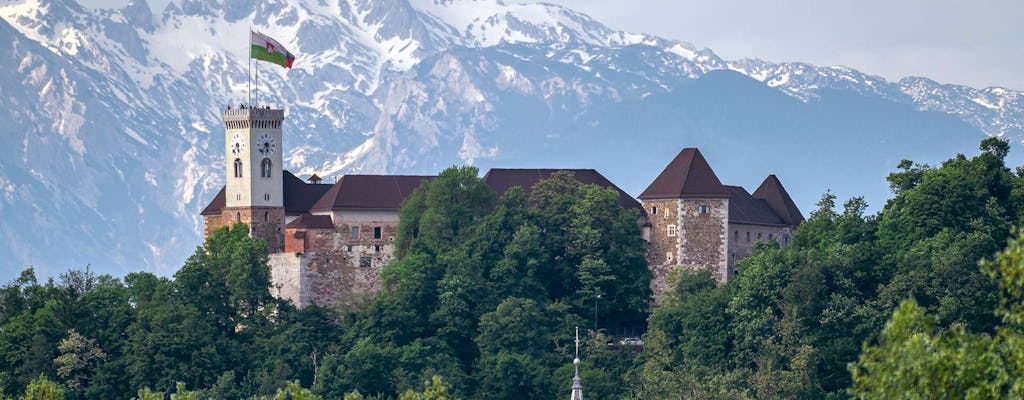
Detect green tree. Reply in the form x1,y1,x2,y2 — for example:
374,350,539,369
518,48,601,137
850,230,1024,398
399,376,453,400
20,375,64,400
175,222,273,332
53,329,104,393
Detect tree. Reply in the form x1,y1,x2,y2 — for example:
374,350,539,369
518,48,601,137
53,329,105,393
849,230,1024,398
398,376,454,400
175,222,273,332
20,375,64,400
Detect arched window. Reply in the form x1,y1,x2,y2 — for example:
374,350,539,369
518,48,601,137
261,158,272,178
236,212,241,222
234,158,243,178
264,211,269,221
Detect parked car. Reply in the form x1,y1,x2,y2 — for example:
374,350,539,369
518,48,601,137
619,337,644,346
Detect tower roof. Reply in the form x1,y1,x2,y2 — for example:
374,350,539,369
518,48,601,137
752,175,804,226
724,185,787,226
640,148,730,199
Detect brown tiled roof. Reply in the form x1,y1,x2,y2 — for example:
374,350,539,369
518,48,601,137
639,148,730,199
200,187,226,216
482,168,642,210
310,175,434,212
199,171,332,217
283,171,333,214
285,213,334,229
725,186,787,226
753,175,805,226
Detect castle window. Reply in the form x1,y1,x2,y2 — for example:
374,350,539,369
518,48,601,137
346,245,352,252
374,245,381,253
700,205,709,214
769,233,774,242
374,226,382,239
734,231,738,241
359,256,372,268
264,193,270,201
234,158,243,178
784,234,790,245
758,233,762,240
667,224,677,237
264,211,268,222
651,206,658,215
351,226,360,240
261,158,272,178
666,252,674,262
236,212,241,222
746,232,750,242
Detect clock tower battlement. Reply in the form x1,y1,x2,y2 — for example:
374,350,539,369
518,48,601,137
222,107,286,252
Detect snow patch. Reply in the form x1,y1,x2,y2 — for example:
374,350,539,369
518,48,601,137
666,43,695,60
145,171,158,187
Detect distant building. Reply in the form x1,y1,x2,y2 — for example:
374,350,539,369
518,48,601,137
200,108,803,307
638,148,803,298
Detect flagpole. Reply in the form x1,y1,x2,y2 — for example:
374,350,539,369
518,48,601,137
255,30,260,107
247,29,252,106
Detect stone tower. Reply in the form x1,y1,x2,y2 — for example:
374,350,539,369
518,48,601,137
639,148,730,297
221,107,286,252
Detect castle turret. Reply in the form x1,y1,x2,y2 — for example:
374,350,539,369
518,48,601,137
640,148,731,297
221,106,286,251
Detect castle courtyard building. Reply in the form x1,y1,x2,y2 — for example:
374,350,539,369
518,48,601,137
201,107,803,308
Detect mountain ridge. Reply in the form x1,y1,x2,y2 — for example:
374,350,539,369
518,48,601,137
0,0,1020,278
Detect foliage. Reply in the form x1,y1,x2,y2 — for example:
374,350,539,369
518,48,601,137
849,230,1024,398
2,139,1022,399
20,375,64,400
635,138,1020,399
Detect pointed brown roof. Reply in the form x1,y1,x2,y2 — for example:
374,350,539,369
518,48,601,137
753,175,804,226
640,148,729,199
200,187,226,216
309,175,434,212
724,186,787,226
307,173,322,184
482,168,642,210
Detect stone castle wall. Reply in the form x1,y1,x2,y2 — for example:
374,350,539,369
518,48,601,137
203,207,285,252
642,199,681,299
269,253,309,307
268,219,400,310
727,223,793,267
643,197,730,301
677,198,729,280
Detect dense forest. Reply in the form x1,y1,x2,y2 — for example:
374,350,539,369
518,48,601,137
3,138,1024,399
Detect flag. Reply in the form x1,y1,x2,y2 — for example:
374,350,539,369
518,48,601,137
250,30,295,69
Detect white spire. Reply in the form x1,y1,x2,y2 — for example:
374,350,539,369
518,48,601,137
571,326,583,400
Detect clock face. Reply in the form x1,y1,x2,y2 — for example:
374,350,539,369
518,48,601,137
230,133,246,156
257,133,276,157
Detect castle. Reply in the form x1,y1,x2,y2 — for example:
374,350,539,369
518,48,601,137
200,107,803,307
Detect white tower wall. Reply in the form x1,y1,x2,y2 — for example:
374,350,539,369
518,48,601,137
223,108,284,209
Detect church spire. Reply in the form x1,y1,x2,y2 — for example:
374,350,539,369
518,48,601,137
571,326,583,400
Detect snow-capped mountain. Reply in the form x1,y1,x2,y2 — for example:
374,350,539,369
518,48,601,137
1,0,1021,278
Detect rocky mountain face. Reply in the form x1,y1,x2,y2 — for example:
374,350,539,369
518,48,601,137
1,0,1022,278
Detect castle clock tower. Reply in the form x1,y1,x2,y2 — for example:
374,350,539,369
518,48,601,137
222,107,286,252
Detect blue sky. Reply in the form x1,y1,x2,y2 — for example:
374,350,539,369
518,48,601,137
80,0,1024,91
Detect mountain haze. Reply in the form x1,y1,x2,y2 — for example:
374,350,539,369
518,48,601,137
2,0,1022,278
